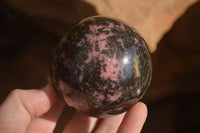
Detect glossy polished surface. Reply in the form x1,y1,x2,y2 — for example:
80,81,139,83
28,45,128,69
51,16,152,117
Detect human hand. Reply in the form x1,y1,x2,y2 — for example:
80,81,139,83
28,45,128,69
0,84,147,133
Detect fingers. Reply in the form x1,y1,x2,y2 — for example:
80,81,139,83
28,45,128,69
63,111,98,133
94,113,125,133
117,102,148,133
63,102,147,133
0,83,58,133
26,98,65,133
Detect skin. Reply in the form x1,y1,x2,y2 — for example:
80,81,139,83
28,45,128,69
0,83,147,133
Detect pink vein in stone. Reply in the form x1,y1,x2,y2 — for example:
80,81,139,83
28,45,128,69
84,26,114,64
86,32,113,44
108,92,122,102
103,85,108,90
100,54,120,82
108,23,115,29
116,23,125,31
115,106,124,111
117,38,125,49
120,23,125,30
89,23,114,33
93,91,105,101
129,86,134,90
99,40,108,52
85,47,99,63
86,25,114,43
77,38,85,47
134,37,139,44
90,25,105,33
110,82,116,88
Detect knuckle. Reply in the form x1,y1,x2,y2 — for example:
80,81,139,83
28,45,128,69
9,89,23,98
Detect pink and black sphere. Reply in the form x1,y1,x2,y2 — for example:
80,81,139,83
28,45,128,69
51,16,152,118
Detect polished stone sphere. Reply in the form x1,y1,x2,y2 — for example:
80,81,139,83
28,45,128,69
51,16,152,118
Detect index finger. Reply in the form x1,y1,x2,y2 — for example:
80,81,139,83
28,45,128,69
117,102,148,133
0,83,57,133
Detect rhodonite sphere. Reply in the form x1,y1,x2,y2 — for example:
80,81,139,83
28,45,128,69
51,16,152,118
